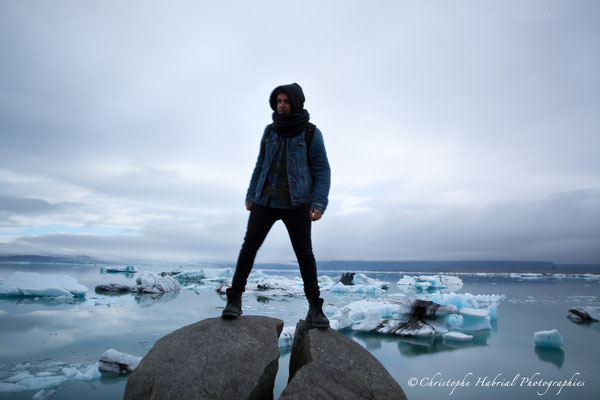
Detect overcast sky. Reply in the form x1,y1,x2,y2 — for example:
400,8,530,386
1,0,599,264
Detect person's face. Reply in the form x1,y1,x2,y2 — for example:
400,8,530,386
277,92,291,115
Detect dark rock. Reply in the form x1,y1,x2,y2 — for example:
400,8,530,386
393,299,440,335
280,320,407,400
95,283,133,293
339,272,356,286
567,306,600,322
124,316,283,400
98,349,141,374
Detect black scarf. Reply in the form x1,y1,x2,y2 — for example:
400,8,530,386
272,109,310,138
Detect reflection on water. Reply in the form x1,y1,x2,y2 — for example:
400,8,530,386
534,346,565,368
99,270,137,279
395,331,490,357
349,324,492,356
134,291,180,307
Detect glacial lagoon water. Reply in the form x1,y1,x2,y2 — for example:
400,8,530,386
1,262,599,400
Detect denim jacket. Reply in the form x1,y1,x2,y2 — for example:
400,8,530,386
246,126,331,212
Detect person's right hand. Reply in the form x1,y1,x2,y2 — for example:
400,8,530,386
245,201,252,211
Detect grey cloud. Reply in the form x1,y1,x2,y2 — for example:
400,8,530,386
1,1,599,263
2,189,598,263
315,189,600,263
0,196,81,219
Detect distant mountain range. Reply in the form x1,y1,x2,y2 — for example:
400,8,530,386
0,254,598,273
244,260,600,273
314,260,600,273
0,254,101,264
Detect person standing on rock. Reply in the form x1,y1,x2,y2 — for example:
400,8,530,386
222,83,331,328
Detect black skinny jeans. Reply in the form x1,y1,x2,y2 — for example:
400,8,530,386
231,203,320,299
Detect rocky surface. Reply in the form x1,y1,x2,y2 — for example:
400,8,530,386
123,316,283,400
280,320,407,400
98,349,141,374
339,272,356,285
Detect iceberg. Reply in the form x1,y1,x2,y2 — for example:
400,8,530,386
424,292,504,320
0,272,88,298
509,273,544,280
95,283,134,293
98,349,142,373
279,326,296,348
8,375,67,391
214,271,390,298
458,308,492,331
329,294,499,338
335,272,389,289
443,332,473,342
95,271,180,295
396,274,463,292
101,265,137,273
533,329,564,348
33,389,57,400
173,268,233,283
319,273,389,296
135,272,180,293
61,364,101,380
253,277,305,297
566,306,600,322
211,270,391,298
216,271,308,298
0,382,27,393
0,361,101,393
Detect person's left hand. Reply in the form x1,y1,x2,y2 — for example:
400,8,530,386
310,209,323,221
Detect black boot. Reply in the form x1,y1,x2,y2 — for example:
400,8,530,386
306,298,329,328
222,288,242,319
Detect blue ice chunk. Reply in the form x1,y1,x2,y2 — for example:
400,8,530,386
458,308,491,331
533,329,564,348
0,272,88,298
279,326,295,347
0,382,27,393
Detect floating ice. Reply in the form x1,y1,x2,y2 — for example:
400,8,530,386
33,389,56,400
279,326,295,348
0,272,88,298
319,273,389,296
424,292,504,320
96,272,180,294
253,277,305,297
567,306,600,322
216,274,306,298
397,274,463,292
98,349,141,374
101,265,137,273
216,271,307,298
61,364,101,380
0,382,27,393
509,273,544,280
533,329,564,348
95,283,134,293
353,310,383,331
443,332,473,342
459,308,492,331
6,372,33,382
329,293,499,338
173,268,233,283
10,375,67,391
135,272,180,293
0,362,100,393
211,270,390,298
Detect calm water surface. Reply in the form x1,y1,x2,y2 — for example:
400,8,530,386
1,263,599,399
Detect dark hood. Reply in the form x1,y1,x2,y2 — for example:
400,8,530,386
269,83,306,114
